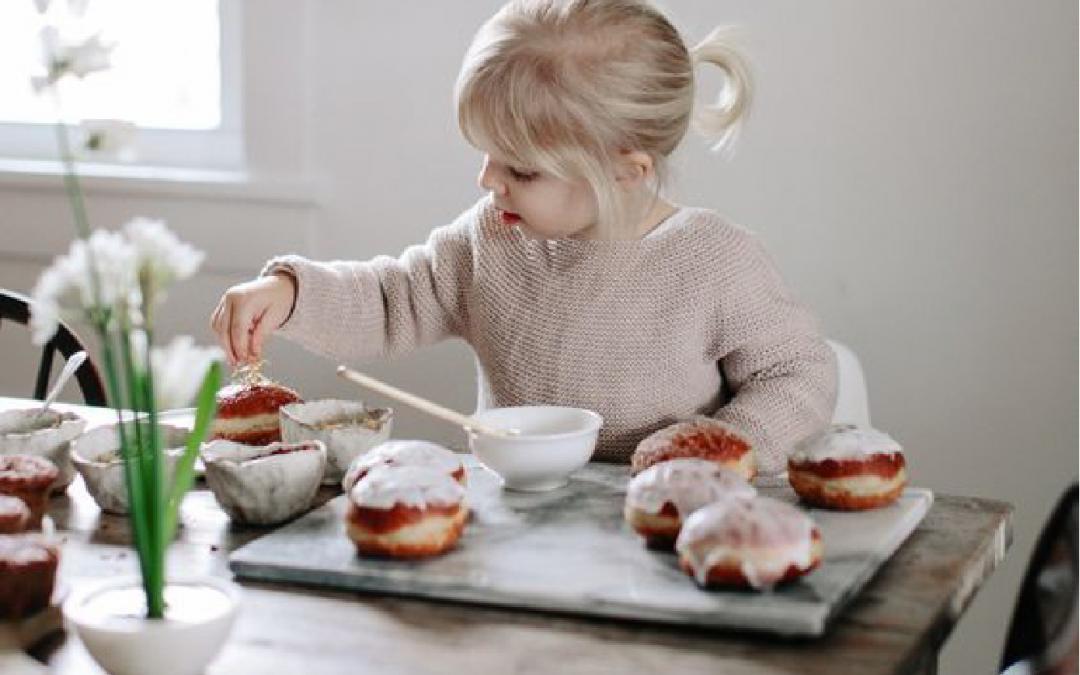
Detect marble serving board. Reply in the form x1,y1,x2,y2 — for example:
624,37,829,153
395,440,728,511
229,457,933,637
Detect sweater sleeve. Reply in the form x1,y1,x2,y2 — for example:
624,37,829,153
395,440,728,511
707,229,837,475
259,207,476,362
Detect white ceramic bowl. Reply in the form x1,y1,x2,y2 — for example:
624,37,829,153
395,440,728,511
468,406,603,491
0,408,86,493
64,574,240,675
200,439,326,526
70,423,190,515
279,399,392,485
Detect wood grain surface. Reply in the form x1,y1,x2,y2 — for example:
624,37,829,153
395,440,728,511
1,398,1013,675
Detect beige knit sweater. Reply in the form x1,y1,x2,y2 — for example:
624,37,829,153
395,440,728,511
264,198,836,474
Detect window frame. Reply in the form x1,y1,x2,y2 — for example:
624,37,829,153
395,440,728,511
0,0,244,170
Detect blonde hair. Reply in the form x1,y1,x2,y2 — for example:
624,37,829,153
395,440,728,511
455,0,752,236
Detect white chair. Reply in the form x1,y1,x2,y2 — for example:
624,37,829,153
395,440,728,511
826,339,871,428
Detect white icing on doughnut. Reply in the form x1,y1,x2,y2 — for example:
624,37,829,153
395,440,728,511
342,440,462,491
675,497,818,589
625,458,755,518
348,464,465,510
791,424,902,463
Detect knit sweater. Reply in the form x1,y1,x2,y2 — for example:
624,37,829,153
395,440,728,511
264,198,837,474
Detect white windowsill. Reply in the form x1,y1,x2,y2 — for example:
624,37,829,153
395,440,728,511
0,157,321,207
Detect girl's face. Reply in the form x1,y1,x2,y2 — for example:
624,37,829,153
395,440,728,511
477,152,600,240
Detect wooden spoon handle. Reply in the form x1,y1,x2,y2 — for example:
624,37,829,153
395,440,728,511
336,366,519,439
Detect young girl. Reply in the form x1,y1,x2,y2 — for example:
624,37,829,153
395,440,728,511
210,0,836,475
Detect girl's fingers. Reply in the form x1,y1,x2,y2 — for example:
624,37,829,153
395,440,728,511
211,297,233,362
210,299,225,338
211,282,282,366
250,311,267,362
223,300,241,365
230,305,255,365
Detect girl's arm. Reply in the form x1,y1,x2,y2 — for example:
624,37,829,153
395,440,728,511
709,231,838,475
261,207,477,363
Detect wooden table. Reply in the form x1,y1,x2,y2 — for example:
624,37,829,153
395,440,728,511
2,397,1013,675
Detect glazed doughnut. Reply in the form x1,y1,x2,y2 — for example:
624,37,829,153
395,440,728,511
0,455,59,529
346,465,468,558
0,496,30,534
211,381,302,446
675,497,822,590
632,418,755,481
0,534,59,619
788,424,907,510
342,440,465,493
624,458,755,550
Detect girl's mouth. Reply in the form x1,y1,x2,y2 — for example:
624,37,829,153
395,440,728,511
500,210,521,225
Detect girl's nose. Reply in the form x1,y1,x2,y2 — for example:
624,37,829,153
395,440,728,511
478,156,507,195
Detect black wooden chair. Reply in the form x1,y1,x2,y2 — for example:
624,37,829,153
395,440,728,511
1000,483,1079,674
0,288,108,406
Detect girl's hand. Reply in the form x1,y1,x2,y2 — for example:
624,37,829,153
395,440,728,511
209,272,296,366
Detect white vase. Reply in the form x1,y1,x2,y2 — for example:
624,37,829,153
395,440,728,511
63,575,240,675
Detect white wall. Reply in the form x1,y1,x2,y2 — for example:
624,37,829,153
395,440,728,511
1,1,1075,672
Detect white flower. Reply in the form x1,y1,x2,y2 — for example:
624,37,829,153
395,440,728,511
30,0,88,15
75,229,140,308
80,119,137,161
149,336,223,411
66,0,90,17
29,287,61,345
29,228,140,345
123,218,205,289
35,26,113,91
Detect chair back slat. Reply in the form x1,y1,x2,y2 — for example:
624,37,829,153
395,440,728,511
0,288,108,407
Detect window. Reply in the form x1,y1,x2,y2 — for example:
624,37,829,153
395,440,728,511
0,0,242,169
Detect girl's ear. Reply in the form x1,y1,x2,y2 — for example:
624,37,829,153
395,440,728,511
615,149,654,186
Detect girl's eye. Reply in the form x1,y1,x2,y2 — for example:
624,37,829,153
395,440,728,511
508,167,538,182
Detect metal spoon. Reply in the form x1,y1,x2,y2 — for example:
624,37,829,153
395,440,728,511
38,350,87,418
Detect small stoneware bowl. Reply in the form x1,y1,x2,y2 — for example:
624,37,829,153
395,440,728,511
279,399,392,485
468,406,602,492
0,408,86,493
70,423,190,515
200,439,326,526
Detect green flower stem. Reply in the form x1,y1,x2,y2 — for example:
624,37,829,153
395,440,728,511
141,323,166,618
52,119,90,241
117,327,157,614
50,93,199,621
165,362,220,543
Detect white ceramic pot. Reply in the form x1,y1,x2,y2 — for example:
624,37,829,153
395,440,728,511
279,399,392,485
200,439,326,526
0,408,86,492
63,575,241,675
468,406,603,491
70,423,190,515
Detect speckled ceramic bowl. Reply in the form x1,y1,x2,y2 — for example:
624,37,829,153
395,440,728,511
0,408,86,493
279,399,392,485
200,439,326,526
70,423,191,515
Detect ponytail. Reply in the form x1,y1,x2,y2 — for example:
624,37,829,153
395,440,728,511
691,27,752,154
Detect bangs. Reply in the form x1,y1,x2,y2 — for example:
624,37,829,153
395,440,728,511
456,48,600,180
